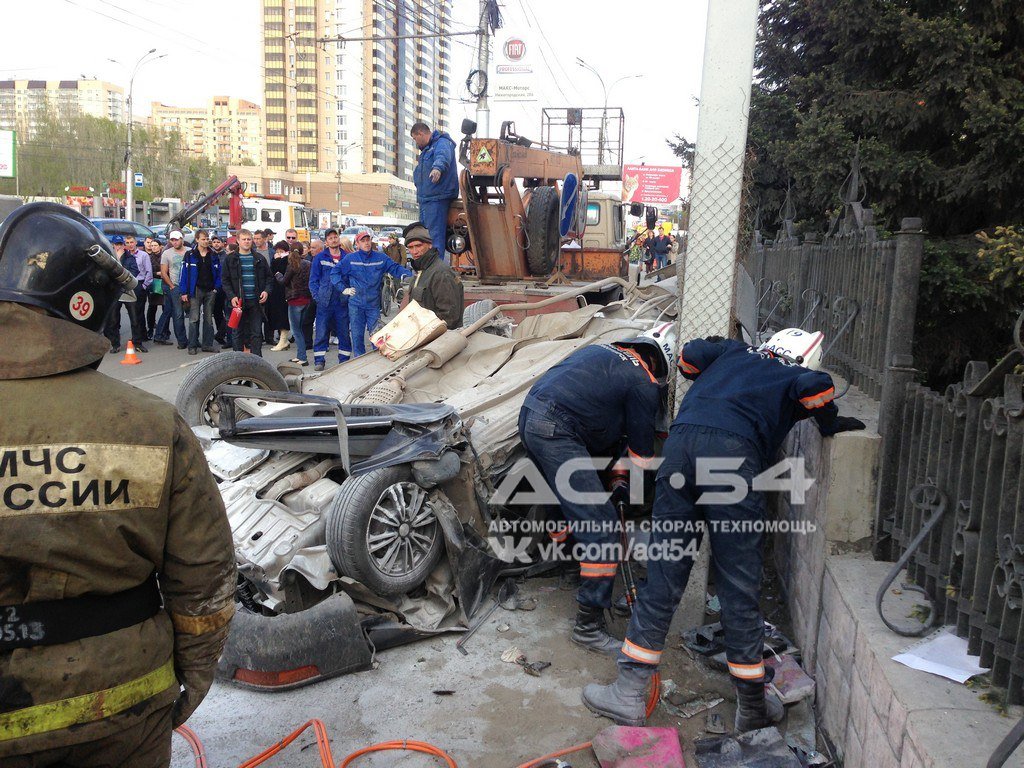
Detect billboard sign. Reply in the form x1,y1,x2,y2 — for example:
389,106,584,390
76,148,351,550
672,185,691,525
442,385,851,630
493,34,536,102
621,165,683,205
0,131,15,179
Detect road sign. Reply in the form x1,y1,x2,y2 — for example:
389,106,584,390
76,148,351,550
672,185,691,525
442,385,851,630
133,172,144,188
0,131,15,179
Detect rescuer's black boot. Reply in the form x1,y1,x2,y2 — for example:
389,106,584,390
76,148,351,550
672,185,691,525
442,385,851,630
733,677,785,732
571,604,621,656
582,665,655,727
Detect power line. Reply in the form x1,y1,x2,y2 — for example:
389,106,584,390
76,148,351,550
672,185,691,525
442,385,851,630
65,0,458,168
316,29,478,43
517,0,582,103
326,0,477,53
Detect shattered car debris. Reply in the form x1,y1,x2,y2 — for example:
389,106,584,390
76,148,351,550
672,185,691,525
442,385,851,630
177,278,681,688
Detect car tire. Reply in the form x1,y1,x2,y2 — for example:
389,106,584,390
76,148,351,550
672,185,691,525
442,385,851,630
462,299,498,327
325,465,444,597
525,185,560,275
175,351,288,427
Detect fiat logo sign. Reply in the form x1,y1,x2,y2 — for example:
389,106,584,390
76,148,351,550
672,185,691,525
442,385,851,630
504,38,526,61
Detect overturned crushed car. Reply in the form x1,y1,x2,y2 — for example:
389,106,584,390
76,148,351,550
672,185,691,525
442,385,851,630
177,278,681,689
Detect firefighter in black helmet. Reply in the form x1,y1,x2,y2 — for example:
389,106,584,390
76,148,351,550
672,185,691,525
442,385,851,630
0,203,236,767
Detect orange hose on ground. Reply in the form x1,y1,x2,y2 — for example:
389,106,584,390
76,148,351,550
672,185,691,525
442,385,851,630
173,672,660,768
174,725,209,768
647,671,661,717
236,719,336,768
516,741,594,768
338,739,458,767
517,671,661,768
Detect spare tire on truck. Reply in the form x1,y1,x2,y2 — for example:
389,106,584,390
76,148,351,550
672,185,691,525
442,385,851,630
525,185,560,275
175,351,289,427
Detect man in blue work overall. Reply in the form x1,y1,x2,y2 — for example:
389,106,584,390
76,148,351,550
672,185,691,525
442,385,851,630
411,121,458,261
518,323,676,655
331,228,412,356
309,228,351,371
582,328,866,731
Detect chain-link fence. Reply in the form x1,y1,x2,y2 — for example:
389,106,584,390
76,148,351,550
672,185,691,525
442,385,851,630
669,142,748,414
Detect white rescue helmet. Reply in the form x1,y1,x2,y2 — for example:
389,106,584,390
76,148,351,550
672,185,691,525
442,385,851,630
759,328,825,370
616,321,677,381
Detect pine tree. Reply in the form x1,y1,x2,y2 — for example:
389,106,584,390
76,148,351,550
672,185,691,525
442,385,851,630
750,0,1024,236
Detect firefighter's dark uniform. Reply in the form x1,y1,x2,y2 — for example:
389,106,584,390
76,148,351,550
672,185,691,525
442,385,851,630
519,343,661,608
0,302,236,766
620,338,840,680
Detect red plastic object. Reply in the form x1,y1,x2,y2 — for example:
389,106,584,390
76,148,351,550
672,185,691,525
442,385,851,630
228,306,243,329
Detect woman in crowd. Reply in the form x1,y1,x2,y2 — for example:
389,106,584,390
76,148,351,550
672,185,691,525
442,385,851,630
268,240,292,351
279,243,312,366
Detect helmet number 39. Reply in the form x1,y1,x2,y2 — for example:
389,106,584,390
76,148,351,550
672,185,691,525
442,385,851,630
69,291,94,321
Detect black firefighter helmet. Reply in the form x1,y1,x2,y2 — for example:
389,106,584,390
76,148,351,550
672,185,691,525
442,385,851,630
0,202,137,334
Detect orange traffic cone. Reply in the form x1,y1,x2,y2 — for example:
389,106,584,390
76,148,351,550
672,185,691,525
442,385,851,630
120,340,142,365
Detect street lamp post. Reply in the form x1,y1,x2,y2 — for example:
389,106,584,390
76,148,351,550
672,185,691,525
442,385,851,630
575,58,640,166
335,141,362,227
110,50,165,221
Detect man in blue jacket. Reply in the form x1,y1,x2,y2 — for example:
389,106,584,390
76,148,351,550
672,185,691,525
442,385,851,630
309,228,351,371
582,328,866,733
519,323,676,656
179,230,222,354
331,228,412,356
411,122,458,261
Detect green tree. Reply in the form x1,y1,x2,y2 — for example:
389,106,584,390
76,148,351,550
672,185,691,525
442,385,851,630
750,0,1024,236
0,110,223,205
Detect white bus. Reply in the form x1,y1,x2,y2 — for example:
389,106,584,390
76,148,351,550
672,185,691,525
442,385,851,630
242,198,314,243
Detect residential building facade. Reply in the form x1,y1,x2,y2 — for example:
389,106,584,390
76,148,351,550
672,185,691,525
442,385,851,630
0,80,124,137
261,0,452,180
149,97,262,167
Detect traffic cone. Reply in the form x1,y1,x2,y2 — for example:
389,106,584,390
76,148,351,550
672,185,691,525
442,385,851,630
120,340,142,365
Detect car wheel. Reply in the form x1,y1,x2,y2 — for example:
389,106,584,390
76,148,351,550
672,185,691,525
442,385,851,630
175,351,288,427
326,465,444,597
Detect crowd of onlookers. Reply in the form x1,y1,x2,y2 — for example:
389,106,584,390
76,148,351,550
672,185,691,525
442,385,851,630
105,220,463,371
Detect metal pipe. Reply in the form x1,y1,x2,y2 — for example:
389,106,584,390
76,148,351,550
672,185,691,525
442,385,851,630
343,277,634,404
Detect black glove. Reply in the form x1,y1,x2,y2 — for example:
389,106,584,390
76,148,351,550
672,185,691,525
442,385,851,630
818,415,866,437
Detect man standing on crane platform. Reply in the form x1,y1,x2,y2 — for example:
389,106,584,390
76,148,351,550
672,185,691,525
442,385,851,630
411,121,458,262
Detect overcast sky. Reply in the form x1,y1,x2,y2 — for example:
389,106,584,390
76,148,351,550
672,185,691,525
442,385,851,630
8,0,707,176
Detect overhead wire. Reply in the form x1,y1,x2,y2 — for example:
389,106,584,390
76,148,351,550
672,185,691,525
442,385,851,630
74,0,441,131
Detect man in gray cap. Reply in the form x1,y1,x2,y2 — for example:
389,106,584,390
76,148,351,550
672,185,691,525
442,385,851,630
403,221,463,329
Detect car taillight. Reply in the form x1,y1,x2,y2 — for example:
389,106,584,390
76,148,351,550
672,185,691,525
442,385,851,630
233,665,320,687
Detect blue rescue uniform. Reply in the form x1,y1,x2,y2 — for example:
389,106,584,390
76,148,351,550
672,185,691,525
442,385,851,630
308,248,351,365
331,249,412,356
519,343,663,609
621,338,841,684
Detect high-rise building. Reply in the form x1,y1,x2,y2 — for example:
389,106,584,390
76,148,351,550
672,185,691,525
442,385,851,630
0,80,124,137
149,97,263,167
261,0,452,180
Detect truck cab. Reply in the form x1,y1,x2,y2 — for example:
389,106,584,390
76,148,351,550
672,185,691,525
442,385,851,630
242,198,314,243
558,190,629,283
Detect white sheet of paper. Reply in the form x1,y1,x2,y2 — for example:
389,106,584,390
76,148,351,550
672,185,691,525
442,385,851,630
892,627,989,684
